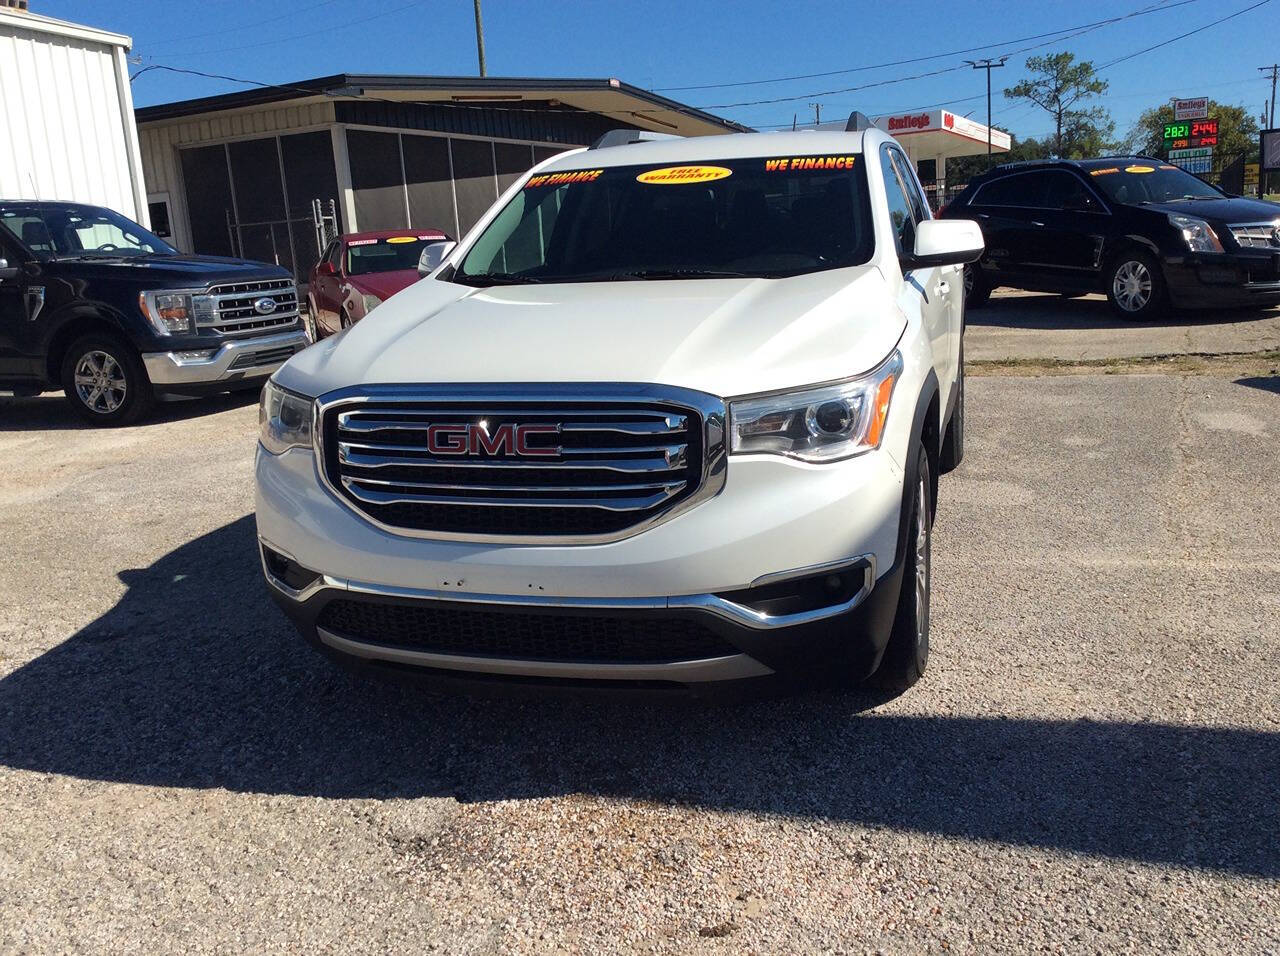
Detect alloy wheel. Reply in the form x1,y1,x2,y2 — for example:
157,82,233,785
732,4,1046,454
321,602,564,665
73,350,127,414
1112,260,1153,313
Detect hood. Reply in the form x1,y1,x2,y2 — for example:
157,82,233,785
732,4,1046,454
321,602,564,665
42,253,291,286
346,270,420,302
276,267,906,400
1139,195,1280,225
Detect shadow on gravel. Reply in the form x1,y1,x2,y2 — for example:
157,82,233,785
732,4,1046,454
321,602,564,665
0,390,260,431
0,516,1275,878
1235,375,1280,395
968,293,1278,332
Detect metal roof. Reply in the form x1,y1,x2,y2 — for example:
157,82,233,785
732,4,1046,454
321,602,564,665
0,7,131,49
134,73,751,136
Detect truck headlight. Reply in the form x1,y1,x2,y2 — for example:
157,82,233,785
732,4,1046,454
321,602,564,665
139,291,197,335
1169,214,1223,254
259,379,314,455
729,351,903,463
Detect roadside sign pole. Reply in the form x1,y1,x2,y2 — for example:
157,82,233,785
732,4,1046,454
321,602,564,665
966,57,1007,162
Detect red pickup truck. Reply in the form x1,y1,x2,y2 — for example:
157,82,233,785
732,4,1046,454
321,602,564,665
307,229,449,339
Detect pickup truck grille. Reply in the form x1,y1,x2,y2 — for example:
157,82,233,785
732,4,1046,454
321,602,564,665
197,278,299,336
319,388,725,541
1229,222,1280,249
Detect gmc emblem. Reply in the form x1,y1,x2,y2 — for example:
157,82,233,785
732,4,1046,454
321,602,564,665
426,422,561,457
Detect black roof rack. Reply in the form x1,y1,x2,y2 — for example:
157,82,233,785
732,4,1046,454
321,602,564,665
589,129,683,149
844,111,875,132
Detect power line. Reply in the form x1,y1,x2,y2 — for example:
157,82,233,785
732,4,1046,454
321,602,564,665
142,0,344,49
139,0,432,58
1094,0,1273,71
656,0,1200,93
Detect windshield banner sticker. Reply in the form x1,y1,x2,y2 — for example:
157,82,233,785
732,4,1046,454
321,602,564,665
1089,168,1120,176
635,165,733,185
764,156,857,171
525,169,604,188
1124,165,1156,174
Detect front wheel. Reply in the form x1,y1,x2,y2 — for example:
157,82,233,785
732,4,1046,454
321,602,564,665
60,334,154,426
1106,252,1168,320
869,443,931,692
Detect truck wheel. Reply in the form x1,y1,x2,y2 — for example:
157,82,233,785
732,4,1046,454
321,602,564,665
939,345,964,474
60,334,154,426
870,443,931,692
1106,252,1167,320
963,264,991,308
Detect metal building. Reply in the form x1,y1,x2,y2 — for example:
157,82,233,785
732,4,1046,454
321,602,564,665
135,74,748,282
0,3,148,225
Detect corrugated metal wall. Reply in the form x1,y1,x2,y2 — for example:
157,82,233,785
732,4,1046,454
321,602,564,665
0,21,140,220
139,101,336,250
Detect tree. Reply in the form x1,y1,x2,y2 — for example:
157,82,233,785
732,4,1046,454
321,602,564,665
1121,100,1259,158
1004,53,1112,158
943,134,1052,183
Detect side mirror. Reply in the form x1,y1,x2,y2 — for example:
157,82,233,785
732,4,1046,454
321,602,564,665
418,240,457,277
316,261,336,276
902,219,984,271
0,257,19,281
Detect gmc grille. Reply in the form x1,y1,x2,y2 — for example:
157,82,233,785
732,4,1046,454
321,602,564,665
319,388,725,540
198,278,299,336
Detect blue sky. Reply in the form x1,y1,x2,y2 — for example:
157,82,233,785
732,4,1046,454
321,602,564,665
42,0,1278,142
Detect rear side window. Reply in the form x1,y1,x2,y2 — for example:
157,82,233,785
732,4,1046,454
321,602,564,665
972,172,1051,208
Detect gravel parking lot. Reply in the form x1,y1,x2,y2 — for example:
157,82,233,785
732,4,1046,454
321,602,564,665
1,349,1278,951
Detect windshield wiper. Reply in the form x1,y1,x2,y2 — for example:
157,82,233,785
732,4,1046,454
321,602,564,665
607,268,757,280
454,272,546,286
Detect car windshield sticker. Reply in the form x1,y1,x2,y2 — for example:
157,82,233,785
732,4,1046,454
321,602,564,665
348,238,378,246
1125,165,1156,174
386,236,418,244
524,169,604,188
1160,165,1179,171
635,165,733,185
764,156,858,171
1089,167,1120,176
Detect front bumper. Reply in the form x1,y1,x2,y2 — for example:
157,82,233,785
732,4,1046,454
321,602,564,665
142,328,309,393
1163,249,1280,309
255,443,906,691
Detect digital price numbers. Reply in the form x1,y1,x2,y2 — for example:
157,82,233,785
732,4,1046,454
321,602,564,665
1163,118,1219,150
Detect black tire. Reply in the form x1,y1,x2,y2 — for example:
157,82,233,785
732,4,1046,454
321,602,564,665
940,343,964,474
1104,250,1168,320
60,333,154,426
869,443,932,692
963,263,991,308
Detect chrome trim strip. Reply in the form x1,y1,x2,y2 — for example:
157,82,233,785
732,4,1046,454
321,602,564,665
258,538,876,632
257,539,343,603
340,479,682,509
142,327,309,386
316,628,774,682
312,383,728,546
338,446,686,473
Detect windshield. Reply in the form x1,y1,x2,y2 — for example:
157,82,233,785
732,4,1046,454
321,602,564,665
454,155,874,285
0,202,177,260
347,235,446,276
1087,163,1222,204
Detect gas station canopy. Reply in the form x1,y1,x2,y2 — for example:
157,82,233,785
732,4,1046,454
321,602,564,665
872,109,1011,162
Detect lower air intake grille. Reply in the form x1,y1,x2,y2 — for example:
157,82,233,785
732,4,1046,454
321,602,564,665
317,599,738,664
320,388,724,540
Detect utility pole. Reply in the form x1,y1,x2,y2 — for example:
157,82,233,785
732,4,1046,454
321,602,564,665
1262,64,1278,127
473,0,487,77
809,102,822,126
965,56,1007,161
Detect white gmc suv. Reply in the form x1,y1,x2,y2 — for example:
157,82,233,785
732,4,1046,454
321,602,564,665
255,120,983,696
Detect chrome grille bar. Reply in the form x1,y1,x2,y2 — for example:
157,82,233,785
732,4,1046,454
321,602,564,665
318,385,728,543
1230,222,1280,249
196,278,300,337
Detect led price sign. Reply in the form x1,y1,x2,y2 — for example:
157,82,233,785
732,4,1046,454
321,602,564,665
1163,118,1219,149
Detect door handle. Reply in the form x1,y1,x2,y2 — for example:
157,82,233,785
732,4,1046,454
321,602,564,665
976,213,991,219
1032,220,1045,228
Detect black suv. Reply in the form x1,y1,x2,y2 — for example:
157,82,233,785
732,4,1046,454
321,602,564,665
1,201,309,425
942,158,1280,319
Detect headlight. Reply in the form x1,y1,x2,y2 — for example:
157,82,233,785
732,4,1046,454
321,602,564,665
729,351,903,463
1169,214,1223,254
139,290,198,335
259,379,314,455
361,292,382,315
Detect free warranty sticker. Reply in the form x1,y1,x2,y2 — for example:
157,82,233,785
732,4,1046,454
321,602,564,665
636,165,733,185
